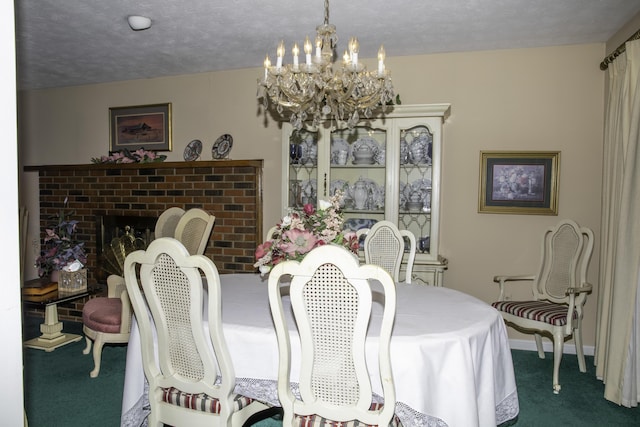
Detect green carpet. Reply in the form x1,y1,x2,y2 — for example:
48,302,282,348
22,317,640,426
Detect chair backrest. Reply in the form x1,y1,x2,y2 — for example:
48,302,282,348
357,220,416,284
535,219,594,306
268,244,397,426
106,274,132,334
174,208,215,255
154,207,185,239
124,237,237,422
265,225,278,241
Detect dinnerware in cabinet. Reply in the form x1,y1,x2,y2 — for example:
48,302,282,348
289,143,303,164
352,178,369,209
400,137,410,165
418,236,430,253
330,179,350,207
332,149,349,165
343,218,377,233
409,139,426,164
302,135,317,165
331,137,350,165
351,137,379,165
374,146,386,165
350,177,383,210
300,179,317,204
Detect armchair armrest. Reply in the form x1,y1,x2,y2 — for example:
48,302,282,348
565,283,593,295
492,275,535,301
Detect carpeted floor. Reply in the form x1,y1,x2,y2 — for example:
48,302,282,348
22,316,640,426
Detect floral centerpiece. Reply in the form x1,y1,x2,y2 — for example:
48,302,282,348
35,198,88,279
254,190,359,275
91,148,167,164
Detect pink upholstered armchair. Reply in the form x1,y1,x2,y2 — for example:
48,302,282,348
82,274,132,378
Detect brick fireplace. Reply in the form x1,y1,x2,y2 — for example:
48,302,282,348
24,160,263,321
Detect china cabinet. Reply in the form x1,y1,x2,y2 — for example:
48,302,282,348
281,104,451,286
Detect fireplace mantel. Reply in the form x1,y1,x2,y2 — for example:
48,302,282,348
24,159,262,172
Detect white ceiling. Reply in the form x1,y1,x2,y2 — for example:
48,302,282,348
14,0,640,91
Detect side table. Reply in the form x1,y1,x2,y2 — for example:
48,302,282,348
22,278,95,352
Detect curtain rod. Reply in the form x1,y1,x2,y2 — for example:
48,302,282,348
600,28,640,70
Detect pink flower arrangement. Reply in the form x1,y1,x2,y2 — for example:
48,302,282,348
91,148,167,164
254,190,359,274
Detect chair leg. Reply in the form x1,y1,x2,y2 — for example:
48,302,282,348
552,330,565,394
574,324,587,373
90,335,104,378
82,336,92,355
534,333,545,359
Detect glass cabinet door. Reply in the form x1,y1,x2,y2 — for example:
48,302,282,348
329,125,387,234
285,127,319,210
396,122,437,258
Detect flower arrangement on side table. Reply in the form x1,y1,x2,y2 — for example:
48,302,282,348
91,148,167,164
254,190,359,275
35,198,87,280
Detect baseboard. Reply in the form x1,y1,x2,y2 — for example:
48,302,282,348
509,339,595,356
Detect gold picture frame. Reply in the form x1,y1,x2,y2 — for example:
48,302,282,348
479,151,560,215
109,103,172,152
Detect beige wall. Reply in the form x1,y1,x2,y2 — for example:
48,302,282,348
19,43,605,347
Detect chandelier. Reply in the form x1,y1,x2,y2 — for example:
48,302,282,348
257,0,395,130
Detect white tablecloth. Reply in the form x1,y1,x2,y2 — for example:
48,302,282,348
121,273,518,427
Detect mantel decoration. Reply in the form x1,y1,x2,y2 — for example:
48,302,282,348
35,198,88,290
254,190,358,275
91,148,167,164
257,0,395,130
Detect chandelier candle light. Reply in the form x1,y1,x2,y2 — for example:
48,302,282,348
257,0,395,130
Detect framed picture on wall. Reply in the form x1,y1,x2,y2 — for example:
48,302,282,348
478,151,560,215
109,103,172,152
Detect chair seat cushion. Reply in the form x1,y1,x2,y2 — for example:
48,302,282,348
161,387,254,414
82,297,122,333
492,300,577,326
294,402,402,427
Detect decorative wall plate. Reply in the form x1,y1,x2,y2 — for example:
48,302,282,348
212,134,233,159
183,139,203,161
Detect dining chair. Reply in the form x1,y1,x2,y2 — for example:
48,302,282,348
154,206,185,239
357,220,416,284
268,244,401,426
82,274,132,378
491,219,594,394
124,237,270,427
174,208,215,255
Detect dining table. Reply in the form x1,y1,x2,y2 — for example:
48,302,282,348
120,273,519,427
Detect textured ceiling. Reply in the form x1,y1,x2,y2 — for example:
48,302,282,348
14,0,640,91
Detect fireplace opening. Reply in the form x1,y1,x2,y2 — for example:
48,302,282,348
95,215,157,282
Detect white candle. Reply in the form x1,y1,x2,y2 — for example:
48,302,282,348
292,43,299,69
276,40,285,69
304,36,312,66
377,45,386,75
263,55,271,80
349,38,359,67
315,36,322,58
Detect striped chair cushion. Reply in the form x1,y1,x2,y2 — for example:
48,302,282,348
492,300,577,326
294,402,402,427
161,387,254,414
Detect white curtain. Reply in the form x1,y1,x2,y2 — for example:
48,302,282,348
595,39,640,407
